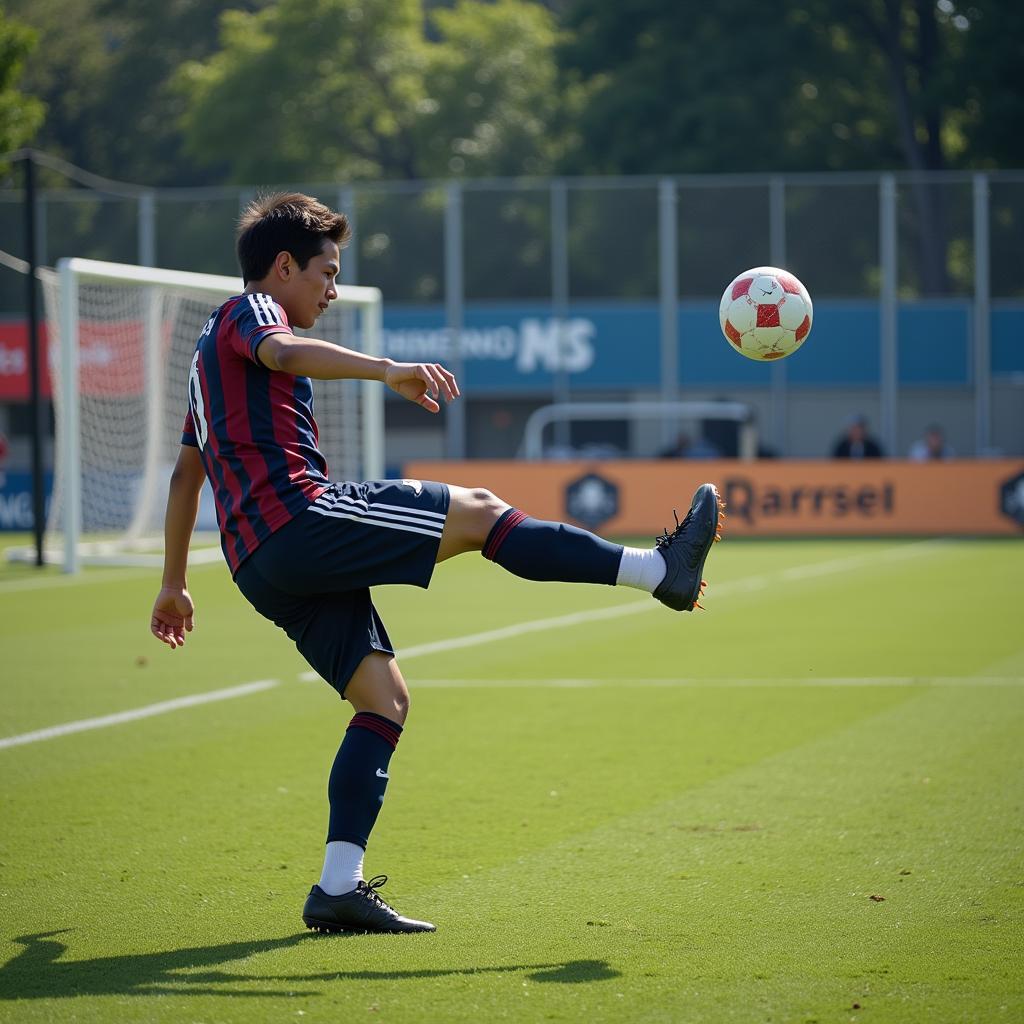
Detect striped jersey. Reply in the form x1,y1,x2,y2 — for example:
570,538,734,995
182,293,330,574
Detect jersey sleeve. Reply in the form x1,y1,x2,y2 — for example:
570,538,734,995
181,408,199,448
229,293,293,363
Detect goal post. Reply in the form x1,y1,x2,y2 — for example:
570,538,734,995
22,257,384,573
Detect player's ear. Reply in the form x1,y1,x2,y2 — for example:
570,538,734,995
274,251,292,280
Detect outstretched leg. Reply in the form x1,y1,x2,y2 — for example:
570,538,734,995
436,482,724,612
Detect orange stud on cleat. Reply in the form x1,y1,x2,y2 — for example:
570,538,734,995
694,600,705,610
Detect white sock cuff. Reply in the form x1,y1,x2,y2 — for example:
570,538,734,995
615,546,667,593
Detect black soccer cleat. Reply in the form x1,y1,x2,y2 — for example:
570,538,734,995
652,483,725,612
302,875,436,934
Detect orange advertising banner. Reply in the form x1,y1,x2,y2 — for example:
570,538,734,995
405,460,1024,537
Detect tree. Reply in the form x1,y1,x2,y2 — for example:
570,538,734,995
557,0,1022,293
418,0,566,178
176,0,564,183
0,5,44,172
8,0,263,185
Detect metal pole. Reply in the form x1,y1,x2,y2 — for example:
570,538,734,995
338,187,358,287
444,183,466,458
138,191,156,267
550,179,570,449
338,187,364,475
879,174,898,458
972,173,991,456
58,259,81,574
23,152,45,567
658,179,679,450
769,176,788,456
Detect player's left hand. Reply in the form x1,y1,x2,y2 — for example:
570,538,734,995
150,586,195,650
385,361,460,413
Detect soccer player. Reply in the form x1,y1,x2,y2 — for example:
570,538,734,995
150,193,724,935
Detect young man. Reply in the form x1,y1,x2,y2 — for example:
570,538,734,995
150,193,724,935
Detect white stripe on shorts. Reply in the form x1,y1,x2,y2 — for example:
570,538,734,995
312,493,447,528
307,504,444,539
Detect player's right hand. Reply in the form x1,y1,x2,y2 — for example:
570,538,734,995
150,587,195,650
384,361,460,413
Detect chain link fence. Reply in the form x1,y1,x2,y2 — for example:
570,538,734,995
1,171,1022,467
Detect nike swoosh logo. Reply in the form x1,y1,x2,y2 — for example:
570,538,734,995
375,768,389,779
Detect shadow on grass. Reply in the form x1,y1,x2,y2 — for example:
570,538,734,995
0,930,620,999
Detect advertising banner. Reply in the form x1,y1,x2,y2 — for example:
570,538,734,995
0,471,52,531
0,320,143,399
404,460,1024,537
3,300,1023,400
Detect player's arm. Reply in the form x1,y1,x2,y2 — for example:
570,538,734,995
150,444,204,649
256,333,459,413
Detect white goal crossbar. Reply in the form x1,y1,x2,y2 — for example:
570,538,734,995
27,257,383,573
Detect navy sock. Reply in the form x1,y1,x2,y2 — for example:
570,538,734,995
326,711,402,847
482,508,622,585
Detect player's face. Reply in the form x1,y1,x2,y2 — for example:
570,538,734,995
286,240,340,329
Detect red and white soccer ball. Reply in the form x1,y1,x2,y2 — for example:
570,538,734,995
719,267,813,361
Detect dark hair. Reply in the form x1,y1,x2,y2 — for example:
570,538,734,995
236,192,351,284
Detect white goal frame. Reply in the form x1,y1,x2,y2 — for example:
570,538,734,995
43,257,383,574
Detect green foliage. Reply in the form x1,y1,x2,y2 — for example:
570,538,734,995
0,4,44,169
8,0,262,185
3,0,1021,189
419,0,567,177
177,0,564,183
557,0,1018,175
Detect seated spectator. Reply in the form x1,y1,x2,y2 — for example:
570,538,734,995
908,424,954,461
832,414,884,459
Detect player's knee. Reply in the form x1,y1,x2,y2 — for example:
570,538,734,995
466,488,507,541
390,686,410,726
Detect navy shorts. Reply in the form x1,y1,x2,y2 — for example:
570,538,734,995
234,479,450,696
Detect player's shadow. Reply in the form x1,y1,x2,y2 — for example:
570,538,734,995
0,930,620,999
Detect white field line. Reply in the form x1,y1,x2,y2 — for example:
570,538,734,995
0,679,279,751
0,557,225,594
2,539,947,749
404,676,1024,689
297,539,945,681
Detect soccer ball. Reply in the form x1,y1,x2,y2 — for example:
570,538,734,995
719,267,813,361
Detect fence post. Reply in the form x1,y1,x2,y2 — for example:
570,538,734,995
769,176,788,456
550,178,570,448
973,173,991,456
444,182,466,458
338,187,357,287
658,178,678,450
879,174,898,458
138,191,156,267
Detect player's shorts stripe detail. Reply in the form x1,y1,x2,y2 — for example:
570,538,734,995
311,492,446,528
307,504,445,539
483,508,528,560
312,492,447,526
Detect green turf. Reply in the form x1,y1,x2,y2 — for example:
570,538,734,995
1,536,1022,1022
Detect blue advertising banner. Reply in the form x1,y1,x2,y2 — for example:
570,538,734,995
0,472,51,531
380,300,1023,393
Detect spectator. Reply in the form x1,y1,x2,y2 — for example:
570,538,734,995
908,424,954,461
832,414,884,459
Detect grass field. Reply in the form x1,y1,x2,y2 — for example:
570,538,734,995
1,535,1022,1023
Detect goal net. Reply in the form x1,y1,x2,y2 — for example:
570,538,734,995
18,257,383,572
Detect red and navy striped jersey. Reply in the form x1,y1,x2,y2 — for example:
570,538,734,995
182,293,330,574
